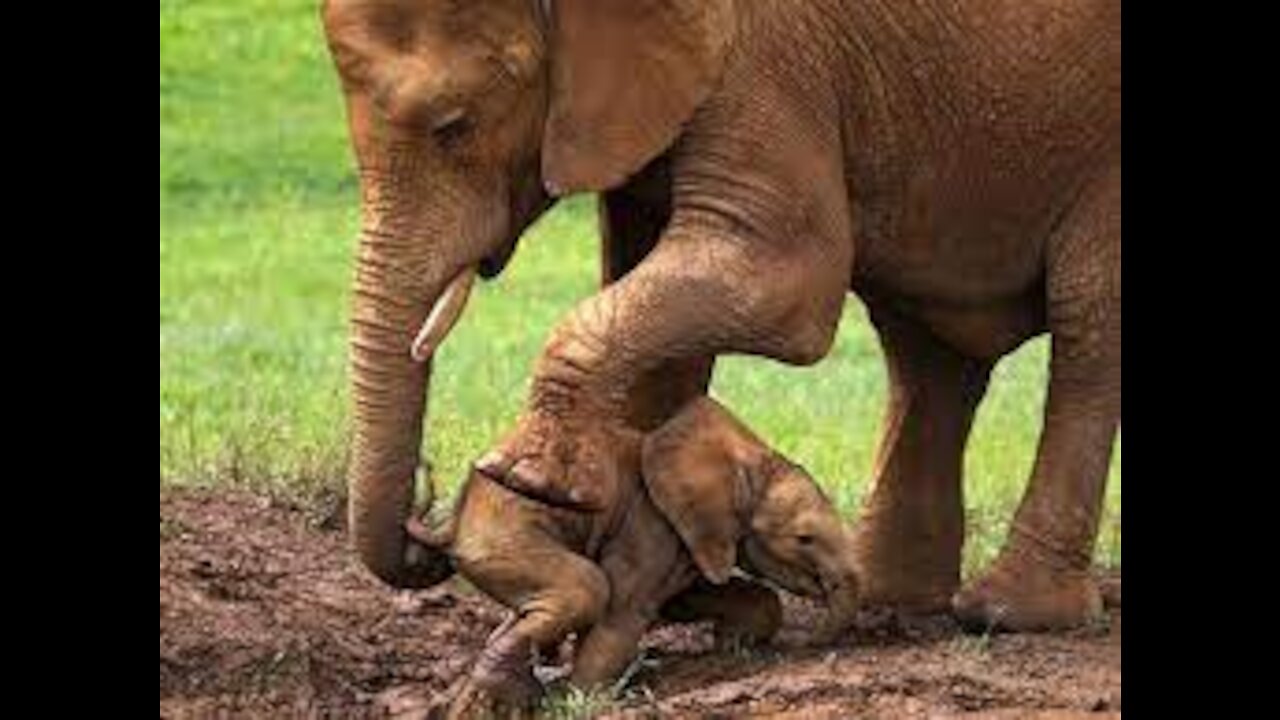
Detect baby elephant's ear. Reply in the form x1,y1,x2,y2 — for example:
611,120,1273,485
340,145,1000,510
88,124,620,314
642,398,771,584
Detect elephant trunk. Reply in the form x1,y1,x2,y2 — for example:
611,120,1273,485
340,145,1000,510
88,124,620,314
347,223,472,589
741,532,862,644
813,531,862,643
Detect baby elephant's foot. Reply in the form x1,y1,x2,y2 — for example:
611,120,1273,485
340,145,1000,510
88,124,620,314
477,410,625,512
436,676,540,720
436,623,545,719
439,658,542,720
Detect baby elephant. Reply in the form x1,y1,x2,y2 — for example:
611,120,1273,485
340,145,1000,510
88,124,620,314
409,398,860,717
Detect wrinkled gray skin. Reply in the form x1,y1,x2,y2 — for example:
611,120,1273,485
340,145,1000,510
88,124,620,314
321,0,1120,632
322,0,553,588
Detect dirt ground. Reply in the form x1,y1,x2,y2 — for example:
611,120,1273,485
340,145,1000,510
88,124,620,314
160,489,1120,719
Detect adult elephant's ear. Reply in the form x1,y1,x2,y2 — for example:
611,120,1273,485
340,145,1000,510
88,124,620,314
642,397,768,585
542,0,735,193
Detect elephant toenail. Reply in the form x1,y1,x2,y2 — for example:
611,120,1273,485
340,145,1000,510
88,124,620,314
475,451,507,477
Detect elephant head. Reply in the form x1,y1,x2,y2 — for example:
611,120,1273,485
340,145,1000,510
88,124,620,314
642,398,861,643
320,0,736,587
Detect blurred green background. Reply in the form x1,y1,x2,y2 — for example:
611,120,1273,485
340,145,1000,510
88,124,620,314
159,0,1119,572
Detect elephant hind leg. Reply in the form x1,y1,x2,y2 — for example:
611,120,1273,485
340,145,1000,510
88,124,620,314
851,301,992,613
446,547,609,717
953,164,1120,633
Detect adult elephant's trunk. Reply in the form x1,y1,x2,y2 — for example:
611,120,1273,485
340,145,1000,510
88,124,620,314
347,222,475,589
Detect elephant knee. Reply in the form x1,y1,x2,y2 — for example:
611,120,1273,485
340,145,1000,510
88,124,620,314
554,563,610,631
726,250,847,366
568,566,611,622
762,279,846,366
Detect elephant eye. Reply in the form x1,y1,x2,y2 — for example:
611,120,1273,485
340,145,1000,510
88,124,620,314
796,534,815,546
431,108,473,147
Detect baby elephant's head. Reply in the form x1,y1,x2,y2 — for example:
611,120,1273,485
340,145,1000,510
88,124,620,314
643,398,860,644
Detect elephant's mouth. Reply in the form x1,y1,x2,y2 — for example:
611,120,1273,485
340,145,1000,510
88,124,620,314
478,176,552,280
409,183,551,362
740,539,826,600
478,236,518,279
408,233,524,363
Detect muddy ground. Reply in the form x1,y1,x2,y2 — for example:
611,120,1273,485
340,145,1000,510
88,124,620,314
160,489,1120,719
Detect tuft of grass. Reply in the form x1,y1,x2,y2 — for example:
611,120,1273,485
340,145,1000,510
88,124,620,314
540,686,619,720
951,626,996,656
159,0,1120,565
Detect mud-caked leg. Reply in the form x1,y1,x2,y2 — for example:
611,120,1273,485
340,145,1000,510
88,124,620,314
444,543,609,718
953,165,1121,632
851,303,991,613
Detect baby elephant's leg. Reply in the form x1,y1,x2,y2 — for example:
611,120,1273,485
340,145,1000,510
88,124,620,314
661,578,783,650
569,611,651,690
447,547,609,718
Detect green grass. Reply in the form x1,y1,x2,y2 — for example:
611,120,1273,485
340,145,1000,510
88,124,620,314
540,686,620,720
159,0,1120,571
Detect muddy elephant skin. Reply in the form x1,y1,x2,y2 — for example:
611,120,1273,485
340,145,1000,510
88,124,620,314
408,398,858,716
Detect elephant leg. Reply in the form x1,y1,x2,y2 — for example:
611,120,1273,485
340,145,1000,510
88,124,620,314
567,610,651,690
660,577,783,650
600,157,714,431
953,165,1120,632
447,546,609,717
478,224,851,510
851,302,991,613
476,88,854,512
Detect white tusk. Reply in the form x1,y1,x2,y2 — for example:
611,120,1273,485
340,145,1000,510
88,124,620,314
410,266,477,363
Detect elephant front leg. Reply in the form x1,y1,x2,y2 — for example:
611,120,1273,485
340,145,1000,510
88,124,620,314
851,302,991,613
600,159,715,432
567,611,652,691
477,228,849,511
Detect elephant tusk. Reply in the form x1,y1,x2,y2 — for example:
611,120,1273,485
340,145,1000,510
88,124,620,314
411,266,477,363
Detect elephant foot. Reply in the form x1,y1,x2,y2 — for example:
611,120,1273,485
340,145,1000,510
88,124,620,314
952,546,1103,633
428,616,546,719
850,512,961,615
433,675,541,720
434,650,543,719
477,409,626,512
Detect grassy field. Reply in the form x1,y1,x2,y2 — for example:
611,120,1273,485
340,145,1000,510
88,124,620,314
159,0,1119,571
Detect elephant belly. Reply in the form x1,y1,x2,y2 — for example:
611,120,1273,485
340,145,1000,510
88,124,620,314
911,294,1046,361
855,271,1048,362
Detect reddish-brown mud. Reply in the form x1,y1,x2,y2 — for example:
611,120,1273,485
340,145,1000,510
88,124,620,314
160,489,1120,719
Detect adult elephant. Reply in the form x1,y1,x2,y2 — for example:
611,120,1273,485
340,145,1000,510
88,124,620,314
320,0,1120,631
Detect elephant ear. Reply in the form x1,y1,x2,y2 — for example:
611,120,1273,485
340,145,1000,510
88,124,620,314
542,0,735,193
642,397,769,584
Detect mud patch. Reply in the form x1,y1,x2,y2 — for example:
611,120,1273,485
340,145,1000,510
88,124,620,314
160,489,1119,718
